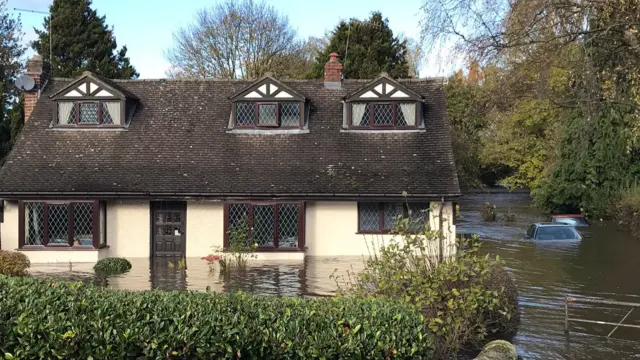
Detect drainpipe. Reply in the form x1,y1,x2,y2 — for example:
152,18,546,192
438,196,444,263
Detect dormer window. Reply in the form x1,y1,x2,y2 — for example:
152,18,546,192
236,102,302,128
345,76,424,130
49,72,138,129
351,102,417,127
229,76,307,131
58,101,121,125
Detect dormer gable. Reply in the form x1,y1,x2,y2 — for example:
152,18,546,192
343,75,424,130
344,75,422,102
49,72,138,128
228,76,308,131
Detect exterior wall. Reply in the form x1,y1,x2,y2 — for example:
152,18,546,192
186,201,224,257
305,201,457,257
105,200,150,258
1,201,19,251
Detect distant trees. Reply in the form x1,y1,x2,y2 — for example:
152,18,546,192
0,0,26,160
32,0,138,79
166,0,310,79
308,12,410,79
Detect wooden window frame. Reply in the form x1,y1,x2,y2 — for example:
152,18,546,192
55,101,123,127
234,102,303,129
223,201,305,251
357,202,430,234
349,102,419,129
18,200,106,249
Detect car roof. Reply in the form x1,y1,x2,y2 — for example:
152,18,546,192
534,222,576,227
552,214,585,218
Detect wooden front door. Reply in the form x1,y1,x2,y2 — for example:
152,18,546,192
152,202,186,258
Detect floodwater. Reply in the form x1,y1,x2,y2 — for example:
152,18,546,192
30,192,640,359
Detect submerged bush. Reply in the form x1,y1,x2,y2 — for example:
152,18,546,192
0,251,30,276
481,202,497,222
334,212,517,359
0,276,434,359
613,186,640,239
93,257,131,275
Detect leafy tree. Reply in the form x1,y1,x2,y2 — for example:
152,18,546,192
166,0,306,80
32,0,138,79
0,0,26,160
308,12,409,79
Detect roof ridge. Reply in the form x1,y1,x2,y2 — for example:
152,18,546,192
50,77,445,83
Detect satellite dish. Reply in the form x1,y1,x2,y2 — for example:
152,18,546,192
15,75,35,91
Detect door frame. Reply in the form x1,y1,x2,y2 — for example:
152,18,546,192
150,201,187,258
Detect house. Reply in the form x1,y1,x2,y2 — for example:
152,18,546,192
0,53,460,264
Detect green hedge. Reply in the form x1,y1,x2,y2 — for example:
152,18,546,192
0,276,434,359
0,251,30,276
93,257,132,275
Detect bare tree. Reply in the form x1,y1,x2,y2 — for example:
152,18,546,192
166,0,304,79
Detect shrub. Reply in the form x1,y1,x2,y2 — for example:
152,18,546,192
0,251,30,276
333,214,516,359
0,276,435,359
204,217,257,274
612,186,640,239
481,202,497,222
483,264,520,339
503,209,516,222
93,257,131,275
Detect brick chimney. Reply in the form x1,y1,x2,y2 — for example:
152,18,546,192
324,52,343,89
24,54,50,121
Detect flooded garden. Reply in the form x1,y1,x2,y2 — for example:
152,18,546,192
27,192,640,359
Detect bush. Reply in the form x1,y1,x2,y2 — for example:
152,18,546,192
0,276,435,359
483,264,519,339
612,186,640,239
481,202,497,222
333,214,517,359
93,257,131,275
0,251,30,276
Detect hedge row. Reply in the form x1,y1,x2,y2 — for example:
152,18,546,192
0,276,434,359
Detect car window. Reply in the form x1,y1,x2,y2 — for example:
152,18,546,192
553,217,589,226
526,225,536,238
535,226,580,240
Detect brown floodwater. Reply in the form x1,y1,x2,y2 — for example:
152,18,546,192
29,192,640,359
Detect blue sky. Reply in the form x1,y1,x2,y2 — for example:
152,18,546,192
10,0,460,79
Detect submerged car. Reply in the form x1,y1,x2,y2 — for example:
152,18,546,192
551,214,589,227
525,223,582,241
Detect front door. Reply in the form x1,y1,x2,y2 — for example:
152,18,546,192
152,202,186,258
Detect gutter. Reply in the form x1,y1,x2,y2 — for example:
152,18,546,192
0,191,463,201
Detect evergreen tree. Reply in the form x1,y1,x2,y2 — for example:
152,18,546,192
32,0,138,79
308,12,409,79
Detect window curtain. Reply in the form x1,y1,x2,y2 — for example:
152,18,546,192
104,102,121,125
400,103,416,126
352,103,367,126
58,102,74,124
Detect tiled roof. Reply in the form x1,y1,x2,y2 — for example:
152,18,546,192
0,77,461,199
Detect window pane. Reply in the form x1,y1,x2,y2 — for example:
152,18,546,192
228,204,250,246
58,102,76,124
278,204,299,248
100,202,107,246
397,103,416,126
258,104,278,126
25,203,44,245
373,104,393,125
280,103,300,127
383,202,403,230
79,102,99,123
236,103,256,125
253,205,275,246
73,203,94,246
408,203,430,232
358,202,379,231
102,102,120,125
48,204,69,244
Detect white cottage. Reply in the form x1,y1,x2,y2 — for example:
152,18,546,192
0,53,460,264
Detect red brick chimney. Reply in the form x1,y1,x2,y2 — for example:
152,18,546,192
324,52,343,89
24,54,50,121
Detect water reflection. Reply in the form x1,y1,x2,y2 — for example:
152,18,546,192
28,192,640,359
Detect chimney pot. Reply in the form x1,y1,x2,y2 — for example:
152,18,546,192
324,53,343,89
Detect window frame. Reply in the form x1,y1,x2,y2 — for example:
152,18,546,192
234,102,303,129
223,201,305,251
18,200,106,249
55,100,123,127
357,202,430,234
349,102,419,129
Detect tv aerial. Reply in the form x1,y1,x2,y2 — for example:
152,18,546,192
15,75,36,92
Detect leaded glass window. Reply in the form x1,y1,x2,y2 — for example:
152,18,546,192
358,202,430,233
351,102,418,128
234,102,302,128
225,202,303,249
